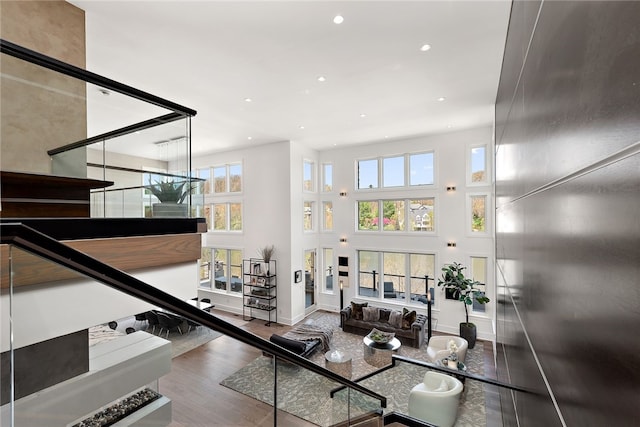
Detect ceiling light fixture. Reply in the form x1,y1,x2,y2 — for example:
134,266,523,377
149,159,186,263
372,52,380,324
333,15,344,24
244,98,252,102
299,125,305,130
437,97,446,102
247,136,252,140
420,44,432,52
317,76,326,82
360,113,367,118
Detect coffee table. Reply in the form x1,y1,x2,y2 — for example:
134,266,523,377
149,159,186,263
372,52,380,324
363,336,401,367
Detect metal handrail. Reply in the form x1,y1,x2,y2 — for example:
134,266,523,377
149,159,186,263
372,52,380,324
2,223,387,408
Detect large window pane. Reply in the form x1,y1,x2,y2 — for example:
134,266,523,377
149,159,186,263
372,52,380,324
322,163,333,192
197,167,211,194
214,248,228,290
213,166,226,193
410,253,435,304
383,156,405,187
229,163,242,192
409,152,434,186
304,201,313,231
358,251,379,297
323,201,333,230
358,201,379,231
230,203,242,231
471,145,487,183
213,203,226,230
382,200,405,231
204,204,212,230
200,247,212,288
409,198,435,231
471,195,486,232
382,252,405,300
229,249,243,292
303,160,315,191
357,159,378,189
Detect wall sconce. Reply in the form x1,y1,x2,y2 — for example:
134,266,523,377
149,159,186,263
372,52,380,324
447,241,457,247
446,186,456,192
339,191,347,197
339,237,347,243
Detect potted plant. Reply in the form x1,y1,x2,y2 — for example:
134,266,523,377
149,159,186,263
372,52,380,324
437,262,489,348
147,178,191,217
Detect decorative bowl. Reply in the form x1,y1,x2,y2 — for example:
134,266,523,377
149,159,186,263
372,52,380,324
367,328,395,344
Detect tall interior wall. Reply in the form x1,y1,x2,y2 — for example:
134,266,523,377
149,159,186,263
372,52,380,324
0,0,87,175
495,1,640,425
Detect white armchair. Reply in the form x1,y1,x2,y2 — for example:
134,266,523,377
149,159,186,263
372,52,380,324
408,371,464,427
426,335,468,364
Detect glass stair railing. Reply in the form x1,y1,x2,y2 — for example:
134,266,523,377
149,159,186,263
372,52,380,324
1,223,385,427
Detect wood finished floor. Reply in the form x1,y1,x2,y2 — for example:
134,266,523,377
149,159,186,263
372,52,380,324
161,310,501,427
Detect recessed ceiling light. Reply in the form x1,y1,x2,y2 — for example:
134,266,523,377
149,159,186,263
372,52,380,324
317,76,326,82
437,97,446,102
299,125,305,130
247,136,252,140
420,44,432,52
360,113,367,118
244,98,252,102
333,15,344,24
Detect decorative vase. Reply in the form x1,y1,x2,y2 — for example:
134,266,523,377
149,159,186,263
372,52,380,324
459,322,477,349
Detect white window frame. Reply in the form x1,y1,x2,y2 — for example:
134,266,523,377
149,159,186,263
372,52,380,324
466,192,491,236
303,159,316,192
322,163,333,193
467,143,489,186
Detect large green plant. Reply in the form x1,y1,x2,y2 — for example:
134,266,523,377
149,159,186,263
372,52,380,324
147,179,191,203
437,262,489,325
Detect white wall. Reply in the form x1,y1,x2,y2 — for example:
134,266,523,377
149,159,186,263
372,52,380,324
1,263,198,351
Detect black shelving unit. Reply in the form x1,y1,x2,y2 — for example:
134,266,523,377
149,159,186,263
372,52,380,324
242,258,277,326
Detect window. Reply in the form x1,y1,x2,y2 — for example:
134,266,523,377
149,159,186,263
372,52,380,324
304,201,314,231
358,201,379,231
323,201,333,230
470,195,487,233
383,156,404,187
470,256,488,312
211,248,243,293
409,198,435,232
322,163,333,192
358,198,436,233
196,167,211,194
357,159,378,189
324,248,334,292
357,250,435,305
199,247,212,288
469,145,487,184
409,152,434,186
382,200,405,231
303,160,315,192
213,163,243,193
211,203,243,231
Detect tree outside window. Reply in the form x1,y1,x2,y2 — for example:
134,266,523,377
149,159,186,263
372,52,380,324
471,195,486,232
304,201,314,231
323,201,333,230
229,163,242,192
358,201,379,230
382,200,405,231
230,203,242,231
213,166,226,193
213,204,226,230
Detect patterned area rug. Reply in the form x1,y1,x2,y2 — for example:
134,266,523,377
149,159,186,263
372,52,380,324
220,312,486,426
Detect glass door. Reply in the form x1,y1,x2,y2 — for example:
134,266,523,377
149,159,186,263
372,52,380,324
304,249,316,311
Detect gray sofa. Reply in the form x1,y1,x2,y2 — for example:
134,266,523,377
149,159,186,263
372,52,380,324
340,303,429,348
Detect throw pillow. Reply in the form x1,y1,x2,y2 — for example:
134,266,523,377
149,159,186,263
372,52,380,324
351,302,368,320
389,310,403,328
402,308,417,329
362,306,379,322
379,308,391,322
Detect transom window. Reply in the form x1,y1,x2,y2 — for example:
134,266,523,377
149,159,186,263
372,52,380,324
213,163,242,194
357,151,434,190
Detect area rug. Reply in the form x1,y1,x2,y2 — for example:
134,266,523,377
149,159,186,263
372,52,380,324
220,312,486,426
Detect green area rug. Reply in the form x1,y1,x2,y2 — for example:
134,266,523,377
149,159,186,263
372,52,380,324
220,312,486,426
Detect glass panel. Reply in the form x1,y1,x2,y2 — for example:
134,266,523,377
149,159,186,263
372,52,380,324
357,159,378,189
358,201,379,231
230,203,242,231
324,248,334,292
323,201,333,230
382,200,405,231
410,253,436,304
322,163,333,192
197,167,211,194
383,156,405,187
358,251,379,297
214,248,228,290
304,201,313,231
471,145,487,183
303,160,314,191
229,163,242,192
409,151,434,186
213,203,227,230
409,198,435,232
382,252,405,300
305,250,316,308
213,166,226,193
229,250,243,293
471,195,487,232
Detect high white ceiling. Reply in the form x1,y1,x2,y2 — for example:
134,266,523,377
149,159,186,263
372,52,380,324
70,0,511,157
